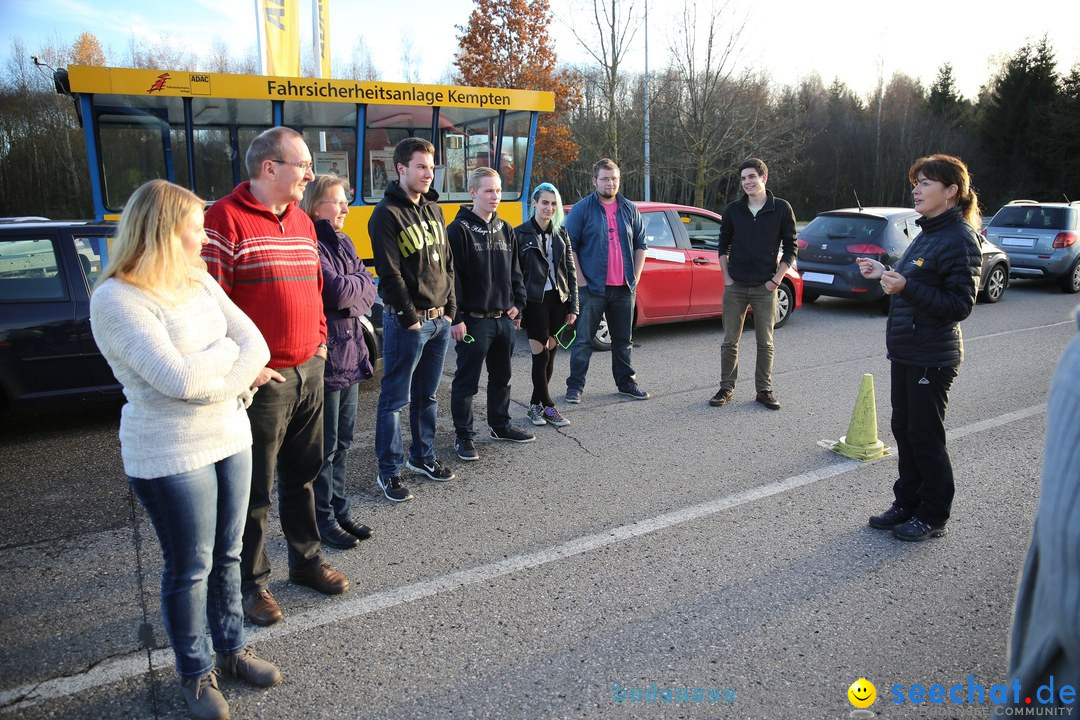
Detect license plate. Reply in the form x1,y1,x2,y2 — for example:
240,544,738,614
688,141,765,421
801,271,835,284
1001,236,1036,248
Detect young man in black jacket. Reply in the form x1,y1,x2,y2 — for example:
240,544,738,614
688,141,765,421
710,158,797,410
369,137,457,502
447,167,532,461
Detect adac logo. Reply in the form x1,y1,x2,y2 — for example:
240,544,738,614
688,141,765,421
147,73,170,94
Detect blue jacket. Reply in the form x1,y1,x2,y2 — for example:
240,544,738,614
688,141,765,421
315,220,378,391
564,193,646,294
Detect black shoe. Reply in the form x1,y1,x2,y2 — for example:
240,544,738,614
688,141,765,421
868,503,912,529
455,437,479,461
709,387,733,406
618,382,650,400
320,524,359,549
405,457,455,481
489,426,536,443
376,473,413,502
338,517,373,541
565,387,582,404
756,390,781,410
893,517,947,542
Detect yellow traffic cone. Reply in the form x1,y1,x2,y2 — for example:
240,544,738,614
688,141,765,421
831,373,890,461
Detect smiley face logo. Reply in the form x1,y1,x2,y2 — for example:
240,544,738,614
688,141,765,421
848,678,876,708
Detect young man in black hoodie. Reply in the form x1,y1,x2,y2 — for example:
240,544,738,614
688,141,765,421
447,166,532,461
369,137,457,502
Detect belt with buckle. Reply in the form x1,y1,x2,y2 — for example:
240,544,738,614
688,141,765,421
418,306,444,319
467,310,503,319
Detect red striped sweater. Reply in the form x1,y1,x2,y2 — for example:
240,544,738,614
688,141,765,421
203,182,327,369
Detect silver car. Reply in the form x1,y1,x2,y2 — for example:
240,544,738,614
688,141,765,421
983,200,1080,293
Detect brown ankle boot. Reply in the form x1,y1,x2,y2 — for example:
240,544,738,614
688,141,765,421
179,670,229,720
216,646,282,688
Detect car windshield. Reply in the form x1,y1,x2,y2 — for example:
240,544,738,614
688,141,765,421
801,215,885,242
990,206,1068,229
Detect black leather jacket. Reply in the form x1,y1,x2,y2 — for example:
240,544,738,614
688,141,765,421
885,208,982,367
515,218,580,314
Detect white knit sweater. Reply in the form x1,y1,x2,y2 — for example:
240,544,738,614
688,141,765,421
90,274,270,479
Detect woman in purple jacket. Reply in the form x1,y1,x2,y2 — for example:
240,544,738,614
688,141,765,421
302,175,378,550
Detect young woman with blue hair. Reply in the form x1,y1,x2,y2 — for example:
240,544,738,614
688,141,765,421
515,182,580,427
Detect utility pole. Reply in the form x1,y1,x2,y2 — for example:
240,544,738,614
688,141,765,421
643,0,651,201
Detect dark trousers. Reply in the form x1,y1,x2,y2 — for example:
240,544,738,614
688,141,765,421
890,362,958,525
241,355,325,595
451,315,516,438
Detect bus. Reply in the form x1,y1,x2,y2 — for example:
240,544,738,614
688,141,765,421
64,66,556,262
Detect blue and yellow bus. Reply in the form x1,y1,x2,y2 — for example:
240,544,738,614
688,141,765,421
66,65,555,262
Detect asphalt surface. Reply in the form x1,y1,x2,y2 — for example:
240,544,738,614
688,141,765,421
0,277,1075,719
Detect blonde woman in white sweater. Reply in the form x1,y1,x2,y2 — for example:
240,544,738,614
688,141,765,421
91,180,279,720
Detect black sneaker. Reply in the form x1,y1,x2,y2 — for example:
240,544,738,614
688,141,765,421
376,473,413,502
565,387,582,404
893,517,947,542
868,503,912,529
455,437,479,461
405,458,455,482
489,426,536,443
618,382,650,400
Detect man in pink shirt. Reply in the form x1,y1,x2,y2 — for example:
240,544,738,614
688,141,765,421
564,158,649,403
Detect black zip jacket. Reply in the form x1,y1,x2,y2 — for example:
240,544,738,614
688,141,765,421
718,190,798,284
368,180,456,327
885,208,981,367
446,205,526,323
515,218,580,314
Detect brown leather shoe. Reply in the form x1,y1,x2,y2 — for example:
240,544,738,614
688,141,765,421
709,387,733,407
242,588,283,626
289,562,350,595
756,390,781,410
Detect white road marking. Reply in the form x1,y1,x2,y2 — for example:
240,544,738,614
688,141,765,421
0,402,1048,712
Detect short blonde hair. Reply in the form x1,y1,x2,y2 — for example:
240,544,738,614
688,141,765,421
97,179,206,302
468,166,500,190
301,174,351,219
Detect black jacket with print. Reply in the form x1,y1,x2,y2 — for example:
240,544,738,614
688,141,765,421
446,205,526,323
368,180,456,326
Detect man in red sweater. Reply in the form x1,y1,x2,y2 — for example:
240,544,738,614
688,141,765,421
204,127,349,627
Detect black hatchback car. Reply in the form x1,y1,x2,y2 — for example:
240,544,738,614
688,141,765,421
0,219,121,412
796,207,1010,312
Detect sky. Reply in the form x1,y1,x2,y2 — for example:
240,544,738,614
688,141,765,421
3,0,1079,100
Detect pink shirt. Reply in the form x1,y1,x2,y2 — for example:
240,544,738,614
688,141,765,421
604,200,625,286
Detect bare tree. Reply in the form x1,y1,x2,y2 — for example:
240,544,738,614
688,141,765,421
344,36,378,80
399,37,421,83
566,0,639,161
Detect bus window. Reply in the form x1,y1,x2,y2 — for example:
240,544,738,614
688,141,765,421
96,93,184,211
193,98,270,198
499,111,530,200
287,102,358,188
438,107,500,202
363,105,435,203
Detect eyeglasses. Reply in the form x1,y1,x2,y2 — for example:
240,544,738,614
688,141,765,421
318,199,349,208
272,159,314,172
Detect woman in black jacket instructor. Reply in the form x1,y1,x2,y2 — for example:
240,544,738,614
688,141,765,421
858,154,982,542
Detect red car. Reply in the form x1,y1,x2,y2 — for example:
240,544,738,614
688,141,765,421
576,202,803,349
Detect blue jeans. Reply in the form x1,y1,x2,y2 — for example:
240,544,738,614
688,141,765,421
375,312,452,476
315,383,358,531
567,285,636,392
129,450,251,678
